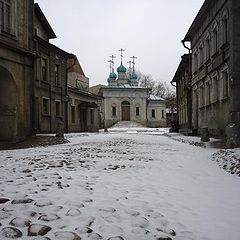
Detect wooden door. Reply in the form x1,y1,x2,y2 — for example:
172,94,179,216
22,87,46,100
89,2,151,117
121,101,130,121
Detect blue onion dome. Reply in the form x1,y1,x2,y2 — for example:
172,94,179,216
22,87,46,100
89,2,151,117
109,72,117,79
130,72,138,80
117,64,127,73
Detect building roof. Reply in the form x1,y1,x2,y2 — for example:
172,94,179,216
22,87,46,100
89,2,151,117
102,83,151,91
67,54,86,76
34,3,57,39
171,54,191,83
148,94,165,101
68,86,102,100
183,0,213,41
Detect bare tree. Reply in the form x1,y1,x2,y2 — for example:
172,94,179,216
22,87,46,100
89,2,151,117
137,72,156,89
129,70,177,113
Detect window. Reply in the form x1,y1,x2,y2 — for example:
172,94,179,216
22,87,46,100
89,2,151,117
221,9,229,45
112,106,116,116
90,109,94,124
41,59,47,82
71,106,76,124
205,36,211,61
222,69,229,99
205,82,211,105
54,65,60,86
161,109,165,118
212,74,219,102
200,85,204,107
42,97,50,115
199,44,204,67
136,106,139,116
55,100,61,117
222,18,228,44
193,51,198,72
151,109,155,118
0,0,11,33
212,24,218,54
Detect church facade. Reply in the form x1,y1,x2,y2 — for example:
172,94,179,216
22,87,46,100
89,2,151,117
100,51,166,128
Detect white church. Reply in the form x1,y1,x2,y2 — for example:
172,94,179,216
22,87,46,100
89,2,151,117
92,50,167,128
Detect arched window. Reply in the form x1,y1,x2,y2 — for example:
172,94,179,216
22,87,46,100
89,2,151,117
211,71,219,102
193,48,198,72
111,104,117,117
205,32,211,61
198,42,204,67
221,64,229,99
221,8,229,45
212,21,219,55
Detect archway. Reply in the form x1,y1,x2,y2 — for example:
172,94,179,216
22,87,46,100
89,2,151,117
0,66,18,140
121,101,130,121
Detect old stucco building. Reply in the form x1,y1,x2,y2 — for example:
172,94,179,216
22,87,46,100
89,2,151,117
171,54,192,133
33,3,70,134
100,52,166,128
0,2,100,140
0,0,34,140
174,0,240,144
67,55,100,132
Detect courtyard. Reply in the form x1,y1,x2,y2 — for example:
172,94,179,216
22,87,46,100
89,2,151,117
0,128,240,240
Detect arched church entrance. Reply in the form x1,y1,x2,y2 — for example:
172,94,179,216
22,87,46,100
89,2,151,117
0,66,18,140
121,101,130,121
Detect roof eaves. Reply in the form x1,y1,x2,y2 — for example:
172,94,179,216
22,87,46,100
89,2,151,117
34,3,57,39
183,0,212,41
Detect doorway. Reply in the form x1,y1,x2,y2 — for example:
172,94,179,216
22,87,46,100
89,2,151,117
121,101,130,121
79,108,87,131
0,66,18,140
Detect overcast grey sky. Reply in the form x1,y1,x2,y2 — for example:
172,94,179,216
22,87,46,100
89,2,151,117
35,0,204,86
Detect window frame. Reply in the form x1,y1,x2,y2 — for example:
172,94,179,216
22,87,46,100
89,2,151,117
151,109,156,118
54,64,61,87
211,72,219,103
41,58,48,82
112,106,117,117
135,106,140,116
221,8,229,45
55,100,62,117
221,66,229,99
42,97,50,116
161,109,165,119
212,22,219,55
71,105,76,124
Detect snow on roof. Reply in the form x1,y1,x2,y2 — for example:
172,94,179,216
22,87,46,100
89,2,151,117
148,94,165,101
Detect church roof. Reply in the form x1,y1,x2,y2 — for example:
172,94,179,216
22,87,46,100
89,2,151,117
103,83,150,90
109,72,117,79
129,72,138,80
117,64,127,73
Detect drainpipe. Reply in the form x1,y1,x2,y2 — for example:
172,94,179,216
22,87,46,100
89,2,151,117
181,40,192,83
181,40,192,130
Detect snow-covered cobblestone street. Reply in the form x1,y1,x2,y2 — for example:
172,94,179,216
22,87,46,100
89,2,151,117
0,130,240,240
